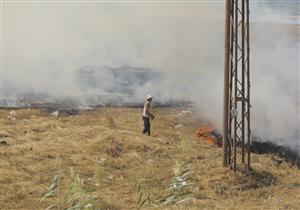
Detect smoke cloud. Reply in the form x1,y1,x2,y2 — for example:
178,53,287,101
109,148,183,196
1,2,299,153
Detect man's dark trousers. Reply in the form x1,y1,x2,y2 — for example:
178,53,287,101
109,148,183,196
143,116,151,136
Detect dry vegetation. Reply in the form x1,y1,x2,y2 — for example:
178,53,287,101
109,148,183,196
0,107,299,210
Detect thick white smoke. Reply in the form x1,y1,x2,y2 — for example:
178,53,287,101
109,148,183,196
1,2,299,153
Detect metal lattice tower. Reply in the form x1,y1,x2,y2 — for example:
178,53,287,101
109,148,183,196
223,0,251,171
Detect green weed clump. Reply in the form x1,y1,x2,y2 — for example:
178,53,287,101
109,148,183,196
67,167,99,210
39,168,100,210
160,161,193,206
137,182,151,210
39,173,60,210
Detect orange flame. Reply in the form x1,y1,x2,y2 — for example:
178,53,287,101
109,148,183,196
195,126,220,146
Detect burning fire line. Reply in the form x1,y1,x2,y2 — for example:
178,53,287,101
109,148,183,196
194,126,300,167
195,126,222,147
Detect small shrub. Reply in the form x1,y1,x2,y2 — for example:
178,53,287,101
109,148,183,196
94,160,105,183
179,137,193,160
143,160,156,179
106,115,117,129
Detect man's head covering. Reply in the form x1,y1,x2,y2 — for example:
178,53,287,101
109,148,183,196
146,94,154,100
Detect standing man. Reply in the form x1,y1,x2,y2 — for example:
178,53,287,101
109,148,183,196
142,94,155,136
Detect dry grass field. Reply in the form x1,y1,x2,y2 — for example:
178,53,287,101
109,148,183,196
0,107,299,210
